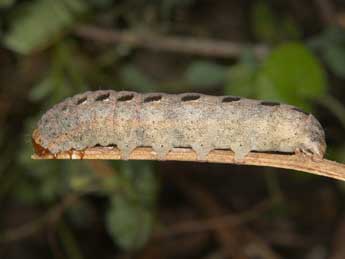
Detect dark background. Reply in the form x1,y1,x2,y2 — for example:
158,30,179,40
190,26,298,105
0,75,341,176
1,0,345,258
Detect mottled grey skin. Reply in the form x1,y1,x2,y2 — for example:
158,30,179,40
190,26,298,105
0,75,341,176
36,90,326,161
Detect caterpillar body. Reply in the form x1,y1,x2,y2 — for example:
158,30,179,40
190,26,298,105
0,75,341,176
32,90,326,161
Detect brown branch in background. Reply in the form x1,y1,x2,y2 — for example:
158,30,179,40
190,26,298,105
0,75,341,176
171,178,282,259
172,179,245,258
336,13,345,28
74,25,269,59
313,0,345,29
0,193,80,243
155,200,271,238
314,0,336,26
32,147,345,181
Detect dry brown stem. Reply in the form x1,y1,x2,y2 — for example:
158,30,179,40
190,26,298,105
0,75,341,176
155,200,271,238
74,25,268,59
0,193,80,242
170,177,281,259
172,178,244,258
314,0,336,26
32,146,345,181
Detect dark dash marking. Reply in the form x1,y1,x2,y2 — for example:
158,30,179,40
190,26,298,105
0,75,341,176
117,94,134,102
222,96,241,102
181,94,200,102
144,95,162,103
76,97,87,105
292,107,309,115
95,93,110,101
260,101,280,106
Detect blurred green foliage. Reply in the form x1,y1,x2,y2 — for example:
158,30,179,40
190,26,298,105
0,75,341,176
256,42,327,110
251,1,301,43
225,50,259,97
4,0,88,54
0,0,15,8
1,0,345,255
106,162,158,250
185,61,227,87
310,27,345,79
29,42,90,104
225,42,327,110
120,65,158,92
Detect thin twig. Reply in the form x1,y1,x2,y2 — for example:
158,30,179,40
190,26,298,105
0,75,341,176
314,0,336,26
171,177,250,258
32,147,345,181
171,177,282,259
74,25,269,59
155,199,271,238
336,13,345,28
0,193,80,243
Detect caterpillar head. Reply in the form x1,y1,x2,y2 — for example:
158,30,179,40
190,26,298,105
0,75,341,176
299,114,326,159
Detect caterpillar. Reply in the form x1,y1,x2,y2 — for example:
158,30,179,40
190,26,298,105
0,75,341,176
32,90,326,161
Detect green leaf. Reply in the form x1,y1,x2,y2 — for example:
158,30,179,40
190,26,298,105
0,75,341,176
185,61,227,87
257,42,327,110
3,0,88,54
106,161,157,250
